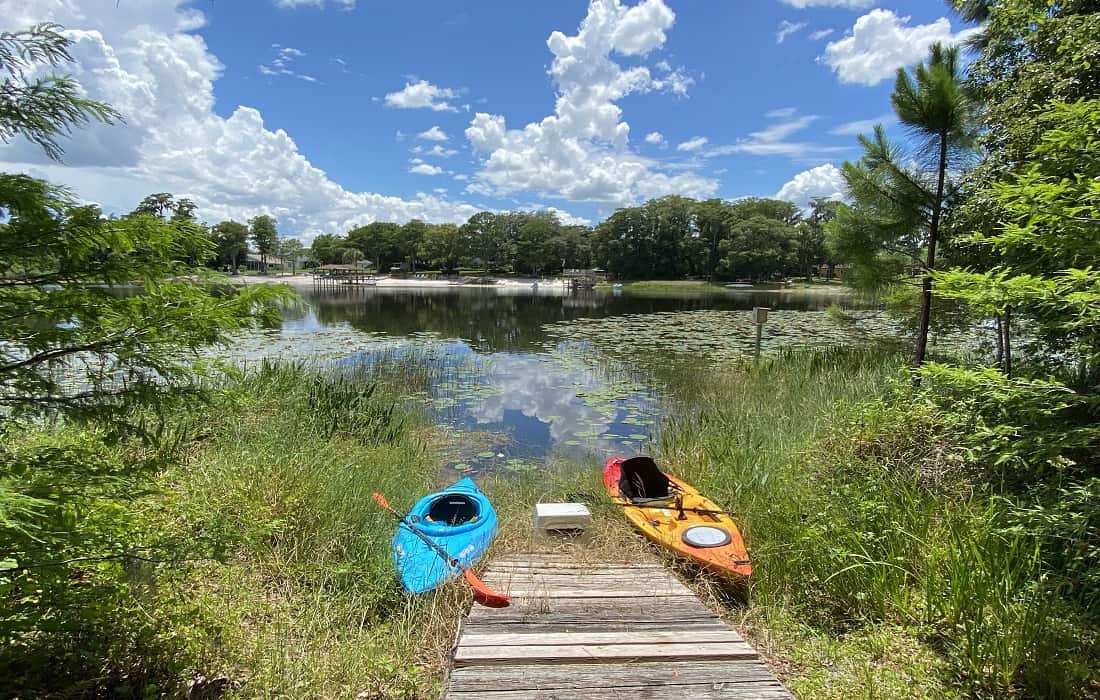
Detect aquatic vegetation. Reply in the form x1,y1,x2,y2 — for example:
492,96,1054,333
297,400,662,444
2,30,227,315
543,308,899,365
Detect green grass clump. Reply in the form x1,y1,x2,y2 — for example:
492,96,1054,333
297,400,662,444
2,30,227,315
659,346,1098,698
2,361,462,699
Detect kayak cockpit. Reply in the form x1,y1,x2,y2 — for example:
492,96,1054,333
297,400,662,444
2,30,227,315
618,456,673,502
427,494,480,525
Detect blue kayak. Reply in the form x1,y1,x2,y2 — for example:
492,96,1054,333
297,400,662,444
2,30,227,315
392,478,498,594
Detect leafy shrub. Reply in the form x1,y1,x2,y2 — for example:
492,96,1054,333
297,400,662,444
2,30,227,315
920,362,1100,481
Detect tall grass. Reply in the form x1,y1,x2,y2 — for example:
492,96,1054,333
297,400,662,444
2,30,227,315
658,346,1096,697
2,360,470,698
144,360,468,698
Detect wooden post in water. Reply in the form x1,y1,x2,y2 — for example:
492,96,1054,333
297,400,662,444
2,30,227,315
752,307,769,360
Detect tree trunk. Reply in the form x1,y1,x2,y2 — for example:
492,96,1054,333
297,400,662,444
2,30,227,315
913,130,949,373
708,223,720,282
994,314,1004,367
1003,306,1012,378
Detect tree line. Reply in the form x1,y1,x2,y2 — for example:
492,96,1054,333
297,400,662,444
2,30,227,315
300,197,839,280
149,195,840,280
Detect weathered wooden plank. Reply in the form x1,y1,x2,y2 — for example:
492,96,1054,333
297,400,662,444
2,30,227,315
502,588,696,598
486,572,682,581
487,570,674,579
446,660,780,691
453,641,758,665
486,572,673,581
491,562,664,569
460,629,745,647
491,560,663,569
445,685,792,699
459,620,733,634
465,613,722,626
466,597,719,623
487,584,694,597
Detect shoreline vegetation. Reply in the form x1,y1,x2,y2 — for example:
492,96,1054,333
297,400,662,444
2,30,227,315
6,348,1096,698
229,271,853,295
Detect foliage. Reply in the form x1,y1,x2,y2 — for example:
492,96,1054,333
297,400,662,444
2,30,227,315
343,221,403,271
718,214,797,280
927,1,1100,485
593,196,812,281
276,237,304,272
1005,477,1100,611
130,192,197,222
0,24,305,697
314,196,823,280
336,211,593,275
248,214,278,270
0,175,294,421
831,43,976,367
2,363,438,698
936,99,1100,386
792,199,833,282
919,362,1099,478
417,222,465,272
960,0,1100,180
210,219,249,271
309,232,359,266
661,348,1098,697
0,23,118,161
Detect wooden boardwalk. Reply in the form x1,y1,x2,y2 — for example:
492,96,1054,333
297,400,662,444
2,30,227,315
442,552,792,699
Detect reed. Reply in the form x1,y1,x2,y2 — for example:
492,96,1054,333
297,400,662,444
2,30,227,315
130,361,459,697
657,346,1095,696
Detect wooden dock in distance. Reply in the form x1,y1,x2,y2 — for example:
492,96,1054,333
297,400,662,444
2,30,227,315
442,552,792,699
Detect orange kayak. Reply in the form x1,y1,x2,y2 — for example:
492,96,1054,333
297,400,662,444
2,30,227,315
603,456,751,581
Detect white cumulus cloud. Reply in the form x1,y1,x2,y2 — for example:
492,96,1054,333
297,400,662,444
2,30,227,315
780,0,874,8
410,163,444,175
259,45,317,82
704,110,849,160
676,136,708,152
417,126,449,141
0,0,487,243
822,9,981,86
542,207,593,227
413,144,458,158
776,20,806,44
830,113,895,136
644,131,664,145
384,79,461,112
464,0,716,206
275,0,356,9
775,163,846,211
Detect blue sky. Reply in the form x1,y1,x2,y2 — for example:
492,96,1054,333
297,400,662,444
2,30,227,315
0,0,977,242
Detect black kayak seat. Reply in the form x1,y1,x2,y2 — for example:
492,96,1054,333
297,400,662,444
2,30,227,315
426,494,480,525
618,456,672,502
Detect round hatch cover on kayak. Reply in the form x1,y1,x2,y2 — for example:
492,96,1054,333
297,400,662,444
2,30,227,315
682,525,731,548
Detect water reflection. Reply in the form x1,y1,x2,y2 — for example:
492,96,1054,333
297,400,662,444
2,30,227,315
296,286,851,354
224,285,855,474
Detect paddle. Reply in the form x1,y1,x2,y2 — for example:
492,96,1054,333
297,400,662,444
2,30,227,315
564,489,740,519
615,501,738,518
372,492,510,608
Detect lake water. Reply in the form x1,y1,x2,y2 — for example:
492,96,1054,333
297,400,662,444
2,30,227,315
226,285,882,476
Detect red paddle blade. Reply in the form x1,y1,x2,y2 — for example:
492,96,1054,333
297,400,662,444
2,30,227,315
464,569,510,608
371,492,392,511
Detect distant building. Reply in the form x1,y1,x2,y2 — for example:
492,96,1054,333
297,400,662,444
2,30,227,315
243,251,312,273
